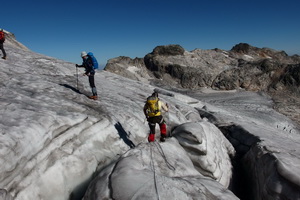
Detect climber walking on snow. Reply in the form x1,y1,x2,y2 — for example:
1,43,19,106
0,29,7,60
76,51,98,100
144,92,169,142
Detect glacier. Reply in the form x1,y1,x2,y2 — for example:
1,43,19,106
0,31,300,200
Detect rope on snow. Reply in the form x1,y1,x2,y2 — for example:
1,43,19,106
150,142,160,200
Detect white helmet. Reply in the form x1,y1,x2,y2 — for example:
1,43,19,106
81,51,87,57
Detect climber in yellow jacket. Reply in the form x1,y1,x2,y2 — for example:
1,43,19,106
143,92,169,142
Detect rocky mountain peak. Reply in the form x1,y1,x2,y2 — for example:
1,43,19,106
151,44,185,56
230,42,292,62
231,43,257,54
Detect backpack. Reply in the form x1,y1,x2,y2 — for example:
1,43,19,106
0,31,5,42
146,96,161,117
87,52,98,69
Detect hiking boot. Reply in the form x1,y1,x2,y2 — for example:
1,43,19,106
89,96,98,100
148,133,155,142
160,137,165,142
2,56,6,60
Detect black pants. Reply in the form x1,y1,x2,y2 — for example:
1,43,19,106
147,115,167,142
89,75,95,88
88,75,97,96
148,115,166,134
0,43,6,57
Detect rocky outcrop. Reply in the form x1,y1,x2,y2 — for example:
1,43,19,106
142,44,238,89
105,56,153,82
105,43,300,125
149,44,300,90
212,59,281,90
151,44,185,56
230,43,297,63
106,43,300,91
106,43,300,92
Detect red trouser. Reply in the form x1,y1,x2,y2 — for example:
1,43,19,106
147,115,167,142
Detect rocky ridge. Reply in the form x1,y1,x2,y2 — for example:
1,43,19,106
104,44,300,126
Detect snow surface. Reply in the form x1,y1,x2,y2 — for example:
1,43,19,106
1,34,300,200
83,139,238,200
172,122,235,187
185,89,300,199
0,38,237,200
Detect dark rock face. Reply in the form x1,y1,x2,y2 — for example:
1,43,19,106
144,45,184,72
231,43,253,54
143,45,236,89
143,43,300,95
231,43,289,61
212,59,282,91
281,64,300,89
105,44,300,94
213,59,300,95
152,44,185,56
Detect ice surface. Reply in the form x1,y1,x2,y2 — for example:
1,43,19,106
0,189,13,200
83,140,238,200
186,89,300,199
172,122,235,187
0,40,237,199
1,33,300,200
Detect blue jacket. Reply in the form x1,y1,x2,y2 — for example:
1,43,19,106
81,56,95,75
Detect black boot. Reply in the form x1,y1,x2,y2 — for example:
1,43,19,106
160,135,166,142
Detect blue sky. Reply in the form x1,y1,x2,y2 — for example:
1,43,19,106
2,0,300,68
